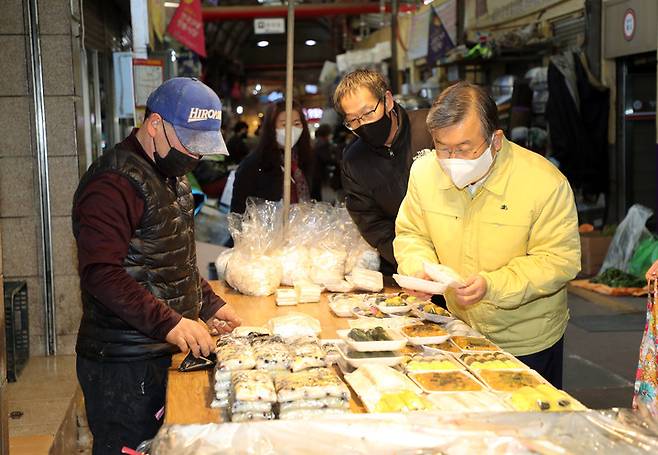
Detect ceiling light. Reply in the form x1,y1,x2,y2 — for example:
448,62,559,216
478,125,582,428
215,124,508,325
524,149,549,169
255,83,262,91
258,112,264,118
305,39,317,46
236,106,244,115
257,40,269,48
164,1,179,7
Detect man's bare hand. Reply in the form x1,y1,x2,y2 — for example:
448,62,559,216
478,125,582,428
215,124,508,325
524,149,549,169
207,304,242,336
165,317,214,358
454,275,487,306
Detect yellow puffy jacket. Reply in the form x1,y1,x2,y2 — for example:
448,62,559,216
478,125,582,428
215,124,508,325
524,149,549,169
394,138,581,356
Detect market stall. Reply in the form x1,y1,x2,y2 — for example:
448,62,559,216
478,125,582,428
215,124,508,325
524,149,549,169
165,280,582,422
157,280,658,454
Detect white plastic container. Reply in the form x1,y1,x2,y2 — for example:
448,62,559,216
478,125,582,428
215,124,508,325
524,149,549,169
337,328,408,352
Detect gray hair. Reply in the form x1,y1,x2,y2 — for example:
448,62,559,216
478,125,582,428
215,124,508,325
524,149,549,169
426,81,498,139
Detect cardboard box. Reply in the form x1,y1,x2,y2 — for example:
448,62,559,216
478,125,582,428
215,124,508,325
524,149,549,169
580,233,613,277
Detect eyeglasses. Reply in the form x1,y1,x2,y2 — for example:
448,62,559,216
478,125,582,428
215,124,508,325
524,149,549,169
343,98,382,131
435,138,489,159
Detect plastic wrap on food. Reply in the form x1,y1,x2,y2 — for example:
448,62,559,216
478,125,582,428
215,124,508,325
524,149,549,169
268,313,322,339
230,400,273,415
214,248,233,281
340,206,380,274
153,410,658,454
309,246,347,285
231,370,277,403
230,411,276,423
279,408,350,420
346,268,384,292
374,390,434,413
426,391,512,412
215,336,256,371
252,337,293,371
274,245,311,287
275,288,297,306
275,368,350,402
324,280,355,293
359,364,420,392
210,397,229,409
345,240,380,274
225,252,282,297
231,326,270,337
224,199,284,296
278,396,349,413
289,338,327,372
294,280,323,303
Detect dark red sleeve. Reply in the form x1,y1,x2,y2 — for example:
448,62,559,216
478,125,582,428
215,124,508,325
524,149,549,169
74,173,181,341
198,277,226,322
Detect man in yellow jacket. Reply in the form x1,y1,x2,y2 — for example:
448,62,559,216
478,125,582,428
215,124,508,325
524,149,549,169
394,82,580,387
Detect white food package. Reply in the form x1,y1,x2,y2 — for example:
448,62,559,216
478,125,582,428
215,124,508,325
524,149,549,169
346,268,383,292
423,262,465,288
309,246,347,285
276,288,298,306
294,281,323,303
232,370,277,403
360,364,420,392
393,274,449,295
345,244,380,274
274,245,311,287
323,280,355,293
225,252,282,297
268,312,322,339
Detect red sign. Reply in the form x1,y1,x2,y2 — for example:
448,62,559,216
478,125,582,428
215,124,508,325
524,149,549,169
167,0,206,57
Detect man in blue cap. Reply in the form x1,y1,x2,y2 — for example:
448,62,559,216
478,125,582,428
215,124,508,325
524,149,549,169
72,78,241,453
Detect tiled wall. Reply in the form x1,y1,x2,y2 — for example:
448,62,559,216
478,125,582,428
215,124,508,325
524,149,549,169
0,0,82,355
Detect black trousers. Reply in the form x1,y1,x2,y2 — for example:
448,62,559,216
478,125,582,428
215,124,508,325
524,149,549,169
77,355,172,455
517,337,564,389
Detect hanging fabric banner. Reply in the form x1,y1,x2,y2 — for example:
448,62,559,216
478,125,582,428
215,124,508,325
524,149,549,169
167,0,207,57
426,0,457,67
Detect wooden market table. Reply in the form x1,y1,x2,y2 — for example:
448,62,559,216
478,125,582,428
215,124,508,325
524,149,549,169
165,281,379,424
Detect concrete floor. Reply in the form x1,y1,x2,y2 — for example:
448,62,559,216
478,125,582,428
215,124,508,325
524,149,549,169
563,292,646,409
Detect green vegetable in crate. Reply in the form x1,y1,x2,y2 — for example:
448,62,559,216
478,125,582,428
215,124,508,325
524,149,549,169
590,268,646,288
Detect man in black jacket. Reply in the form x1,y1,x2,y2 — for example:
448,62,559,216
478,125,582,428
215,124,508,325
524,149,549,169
334,69,432,274
72,78,241,453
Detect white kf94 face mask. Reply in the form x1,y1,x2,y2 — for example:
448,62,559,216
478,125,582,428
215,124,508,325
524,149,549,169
438,135,496,189
276,126,303,148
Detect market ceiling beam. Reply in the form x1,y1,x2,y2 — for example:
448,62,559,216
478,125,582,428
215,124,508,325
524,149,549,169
202,3,417,21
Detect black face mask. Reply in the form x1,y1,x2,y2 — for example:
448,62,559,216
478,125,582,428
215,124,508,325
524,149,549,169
153,127,200,177
354,106,394,148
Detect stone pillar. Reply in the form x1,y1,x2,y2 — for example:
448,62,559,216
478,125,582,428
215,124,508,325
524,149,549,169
0,0,83,355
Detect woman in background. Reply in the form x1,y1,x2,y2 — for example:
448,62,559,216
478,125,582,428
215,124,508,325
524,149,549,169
230,100,314,214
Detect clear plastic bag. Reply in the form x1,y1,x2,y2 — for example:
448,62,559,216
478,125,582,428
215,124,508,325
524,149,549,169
224,199,284,296
214,248,233,282
267,312,322,339
601,204,653,273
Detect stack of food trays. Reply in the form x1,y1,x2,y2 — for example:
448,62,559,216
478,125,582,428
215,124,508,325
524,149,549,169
274,367,351,419
336,326,407,370
213,333,350,422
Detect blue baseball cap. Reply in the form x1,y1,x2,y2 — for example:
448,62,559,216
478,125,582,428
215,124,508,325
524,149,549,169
146,77,228,156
